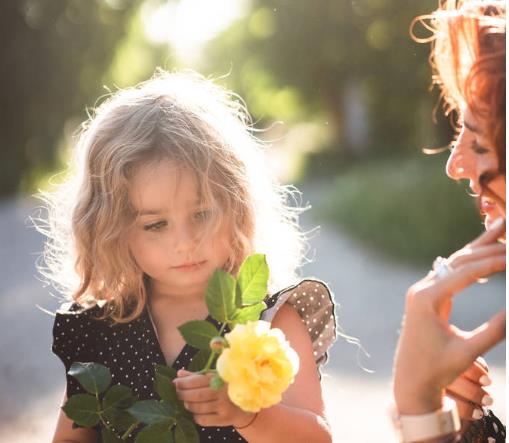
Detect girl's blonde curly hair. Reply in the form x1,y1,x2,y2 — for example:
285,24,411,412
38,70,309,323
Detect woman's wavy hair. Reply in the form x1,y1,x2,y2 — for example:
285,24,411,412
412,0,505,205
38,70,309,323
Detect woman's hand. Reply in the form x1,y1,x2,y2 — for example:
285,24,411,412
173,369,255,428
445,358,492,422
393,220,505,415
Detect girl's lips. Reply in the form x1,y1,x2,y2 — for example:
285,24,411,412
173,261,206,270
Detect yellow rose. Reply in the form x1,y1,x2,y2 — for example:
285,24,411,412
216,320,299,412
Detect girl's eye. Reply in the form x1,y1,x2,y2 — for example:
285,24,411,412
193,210,211,222
143,221,167,231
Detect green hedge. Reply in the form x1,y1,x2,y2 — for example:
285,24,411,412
318,154,485,264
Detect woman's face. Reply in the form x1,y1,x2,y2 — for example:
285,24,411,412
446,107,506,229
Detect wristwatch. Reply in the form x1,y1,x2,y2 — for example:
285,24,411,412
391,397,461,442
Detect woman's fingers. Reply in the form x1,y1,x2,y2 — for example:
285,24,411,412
461,359,490,386
448,243,506,269
433,253,505,301
445,392,482,422
468,218,505,248
446,375,489,405
466,309,506,360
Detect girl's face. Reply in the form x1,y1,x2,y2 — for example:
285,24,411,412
127,161,232,300
446,107,506,229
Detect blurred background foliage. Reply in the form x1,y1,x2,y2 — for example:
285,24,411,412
1,0,481,262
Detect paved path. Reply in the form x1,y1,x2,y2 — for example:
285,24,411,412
0,185,504,442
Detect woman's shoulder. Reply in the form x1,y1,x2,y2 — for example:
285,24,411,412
262,278,337,368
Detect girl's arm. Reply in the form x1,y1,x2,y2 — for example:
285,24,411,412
52,390,99,443
175,302,332,443
235,303,332,443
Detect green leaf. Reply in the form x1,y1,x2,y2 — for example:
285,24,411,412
178,320,219,350
62,394,100,427
205,269,237,323
154,366,179,406
233,301,267,324
187,349,211,372
174,417,199,443
134,419,176,443
103,385,136,411
68,362,111,395
237,254,269,305
128,400,174,425
101,427,124,443
155,364,178,380
102,407,138,432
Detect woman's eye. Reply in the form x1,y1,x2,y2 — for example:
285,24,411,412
473,142,490,154
143,221,167,231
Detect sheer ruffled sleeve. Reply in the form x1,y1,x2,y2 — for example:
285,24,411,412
52,302,98,397
262,279,337,369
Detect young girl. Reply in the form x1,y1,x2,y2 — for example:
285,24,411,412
44,71,336,443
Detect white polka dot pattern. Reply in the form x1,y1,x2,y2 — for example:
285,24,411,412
262,279,337,370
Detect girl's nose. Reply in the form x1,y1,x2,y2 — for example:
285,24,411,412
173,224,196,253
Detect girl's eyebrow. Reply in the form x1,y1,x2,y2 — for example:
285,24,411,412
137,209,165,216
136,200,206,216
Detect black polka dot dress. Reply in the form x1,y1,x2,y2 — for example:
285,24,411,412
52,279,337,442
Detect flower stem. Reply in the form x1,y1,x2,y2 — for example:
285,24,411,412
202,323,227,372
121,421,140,440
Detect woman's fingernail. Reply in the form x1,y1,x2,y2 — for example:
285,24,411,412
490,218,505,230
476,356,488,367
472,408,484,420
479,375,492,386
482,395,494,406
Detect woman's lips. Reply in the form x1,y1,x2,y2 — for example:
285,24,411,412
481,197,497,214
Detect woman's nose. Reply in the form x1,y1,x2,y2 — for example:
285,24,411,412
445,147,465,180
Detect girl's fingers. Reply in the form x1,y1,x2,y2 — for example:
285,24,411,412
433,254,505,301
184,399,220,414
174,372,213,390
466,309,506,360
468,218,505,248
446,375,489,405
177,386,218,402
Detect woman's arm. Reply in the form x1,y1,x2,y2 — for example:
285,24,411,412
52,390,98,443
393,222,506,442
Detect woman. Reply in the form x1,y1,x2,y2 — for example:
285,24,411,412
393,1,505,442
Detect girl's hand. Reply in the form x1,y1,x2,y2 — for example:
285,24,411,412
173,369,255,428
445,358,492,422
393,220,506,415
